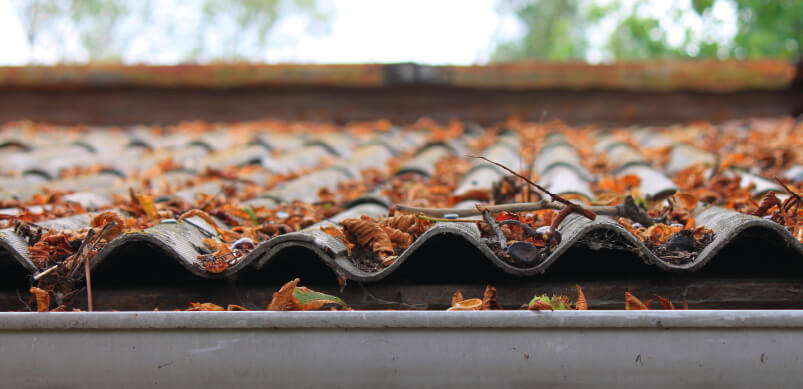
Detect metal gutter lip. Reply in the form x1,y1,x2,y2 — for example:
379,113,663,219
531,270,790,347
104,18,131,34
3,310,803,330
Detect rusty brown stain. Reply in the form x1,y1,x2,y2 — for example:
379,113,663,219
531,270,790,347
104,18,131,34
0,64,386,89
0,60,796,91
442,60,796,92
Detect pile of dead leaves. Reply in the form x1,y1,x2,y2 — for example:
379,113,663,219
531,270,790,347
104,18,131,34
325,214,432,269
526,285,588,311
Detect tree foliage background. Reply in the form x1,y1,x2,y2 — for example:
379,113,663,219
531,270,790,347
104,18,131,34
10,0,801,64
493,0,802,62
14,0,330,63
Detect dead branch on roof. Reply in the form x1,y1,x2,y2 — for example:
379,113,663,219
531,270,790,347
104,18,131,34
398,195,653,226
467,155,597,220
477,204,507,249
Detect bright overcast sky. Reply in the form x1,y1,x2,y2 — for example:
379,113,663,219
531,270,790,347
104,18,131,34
0,0,737,65
0,0,522,65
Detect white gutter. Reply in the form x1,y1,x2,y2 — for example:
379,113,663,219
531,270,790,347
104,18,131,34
2,311,802,388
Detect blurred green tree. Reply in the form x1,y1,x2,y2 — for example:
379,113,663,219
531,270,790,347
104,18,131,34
13,0,330,63
492,0,801,61
727,0,802,59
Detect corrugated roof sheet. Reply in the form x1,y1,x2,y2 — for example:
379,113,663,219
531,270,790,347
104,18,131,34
1,117,801,295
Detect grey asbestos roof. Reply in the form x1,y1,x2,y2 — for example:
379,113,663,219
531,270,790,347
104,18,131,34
1,122,802,287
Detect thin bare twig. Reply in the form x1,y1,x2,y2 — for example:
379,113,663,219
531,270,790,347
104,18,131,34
398,195,653,226
497,220,540,239
65,221,116,311
416,214,481,223
399,200,559,217
15,289,32,312
466,153,597,239
65,229,96,279
775,176,802,213
467,156,556,202
468,155,595,213
477,204,506,249
85,245,93,312
32,264,59,281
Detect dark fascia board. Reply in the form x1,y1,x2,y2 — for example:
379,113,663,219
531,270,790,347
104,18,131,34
0,60,797,92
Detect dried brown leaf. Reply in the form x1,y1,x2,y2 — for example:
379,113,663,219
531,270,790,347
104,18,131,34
340,216,394,259
482,285,502,310
135,193,157,220
380,226,413,248
654,295,675,310
267,278,300,311
320,225,354,254
451,290,464,306
674,192,699,211
199,238,232,274
186,302,225,311
381,214,431,237
179,209,229,239
447,298,482,311
90,212,124,241
575,284,587,310
29,287,50,312
625,291,649,310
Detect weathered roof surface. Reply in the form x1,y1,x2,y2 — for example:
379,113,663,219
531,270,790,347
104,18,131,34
3,62,800,128
1,118,801,301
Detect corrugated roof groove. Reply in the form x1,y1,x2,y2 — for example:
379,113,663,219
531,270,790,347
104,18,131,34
1,118,802,292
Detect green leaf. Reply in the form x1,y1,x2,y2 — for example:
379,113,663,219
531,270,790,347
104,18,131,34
528,294,550,307
293,288,345,306
241,206,259,225
528,294,568,310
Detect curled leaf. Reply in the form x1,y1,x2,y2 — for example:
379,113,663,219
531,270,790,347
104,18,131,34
320,224,354,254
227,304,249,311
90,212,124,241
135,193,157,220
186,302,225,311
178,209,235,241
199,238,232,274
447,298,482,311
451,290,464,306
575,284,587,310
341,216,394,259
674,192,698,211
693,225,714,241
620,174,641,189
380,226,413,248
29,287,50,312
380,214,431,237
625,291,648,310
482,285,502,310
653,295,675,310
267,278,300,311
